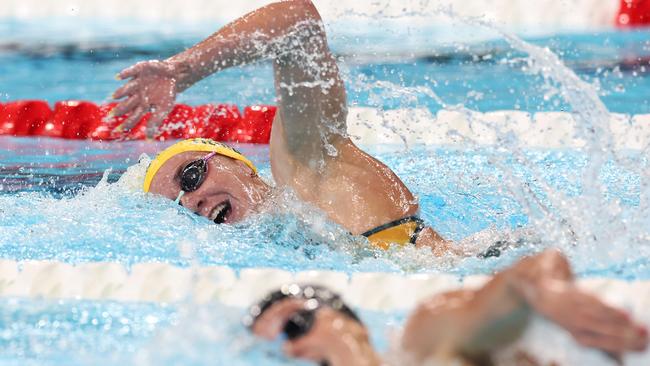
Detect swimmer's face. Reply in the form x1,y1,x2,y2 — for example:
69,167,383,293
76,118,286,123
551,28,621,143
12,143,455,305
149,151,270,224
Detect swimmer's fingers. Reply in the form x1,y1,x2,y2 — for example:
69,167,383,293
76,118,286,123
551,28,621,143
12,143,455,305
284,309,364,364
572,328,648,354
111,95,140,117
562,292,623,325
583,299,631,328
117,60,174,80
284,337,326,363
146,108,172,138
585,309,648,352
251,299,306,340
575,316,647,351
112,80,140,100
117,61,148,80
119,105,146,132
565,294,649,352
283,315,333,363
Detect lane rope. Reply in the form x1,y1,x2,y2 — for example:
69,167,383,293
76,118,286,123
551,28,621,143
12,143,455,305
2,101,650,149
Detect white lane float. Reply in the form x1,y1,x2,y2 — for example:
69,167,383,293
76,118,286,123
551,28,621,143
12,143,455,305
0,260,648,364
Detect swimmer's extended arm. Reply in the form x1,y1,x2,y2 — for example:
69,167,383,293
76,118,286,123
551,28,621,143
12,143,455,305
113,0,443,241
113,0,346,158
402,250,648,362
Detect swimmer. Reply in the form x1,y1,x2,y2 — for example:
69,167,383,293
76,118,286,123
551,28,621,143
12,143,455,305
111,0,452,253
248,250,649,365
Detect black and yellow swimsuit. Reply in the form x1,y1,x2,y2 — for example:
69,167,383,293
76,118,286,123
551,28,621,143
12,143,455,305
362,216,509,258
361,216,426,250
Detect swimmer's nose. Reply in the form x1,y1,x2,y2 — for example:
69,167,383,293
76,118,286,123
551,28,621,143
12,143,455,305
180,193,207,216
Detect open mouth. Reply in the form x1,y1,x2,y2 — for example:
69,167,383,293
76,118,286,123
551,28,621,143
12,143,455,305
209,200,232,224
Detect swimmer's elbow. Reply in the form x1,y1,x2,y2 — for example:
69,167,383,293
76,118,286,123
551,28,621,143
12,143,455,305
284,0,324,25
288,0,320,16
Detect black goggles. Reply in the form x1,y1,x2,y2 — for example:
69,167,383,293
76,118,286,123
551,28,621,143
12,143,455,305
179,152,217,193
243,284,362,331
244,284,360,366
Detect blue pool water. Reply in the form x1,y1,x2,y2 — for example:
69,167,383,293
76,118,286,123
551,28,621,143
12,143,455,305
1,19,650,365
0,297,405,365
1,21,649,114
0,137,647,278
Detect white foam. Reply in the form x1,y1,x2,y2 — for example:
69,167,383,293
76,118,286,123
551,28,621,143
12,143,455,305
7,261,80,298
293,269,349,295
116,153,150,192
347,108,650,149
501,316,617,366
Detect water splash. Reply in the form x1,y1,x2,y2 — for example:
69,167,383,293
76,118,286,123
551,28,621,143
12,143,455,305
339,5,649,272
451,12,649,269
2,6,650,365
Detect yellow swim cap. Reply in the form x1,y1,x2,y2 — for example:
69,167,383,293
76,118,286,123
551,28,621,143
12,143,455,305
143,138,258,192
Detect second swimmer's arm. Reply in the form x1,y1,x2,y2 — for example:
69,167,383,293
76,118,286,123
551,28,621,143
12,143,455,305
402,250,648,362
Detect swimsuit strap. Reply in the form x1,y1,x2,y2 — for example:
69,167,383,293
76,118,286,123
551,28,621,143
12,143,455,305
360,215,426,244
408,216,426,245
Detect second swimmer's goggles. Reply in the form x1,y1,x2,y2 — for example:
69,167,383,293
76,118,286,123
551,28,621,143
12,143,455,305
244,284,362,340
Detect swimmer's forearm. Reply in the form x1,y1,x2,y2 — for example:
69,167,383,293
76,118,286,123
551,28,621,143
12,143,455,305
401,279,529,361
166,0,323,92
402,250,571,360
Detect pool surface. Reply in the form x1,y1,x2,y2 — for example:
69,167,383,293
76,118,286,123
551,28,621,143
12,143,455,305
1,137,648,279
1,21,649,114
1,15,650,366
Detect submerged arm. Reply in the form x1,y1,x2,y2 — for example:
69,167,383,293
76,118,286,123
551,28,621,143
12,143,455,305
402,250,648,362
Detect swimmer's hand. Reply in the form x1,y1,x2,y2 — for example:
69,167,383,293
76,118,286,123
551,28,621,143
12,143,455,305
252,299,380,366
111,60,179,137
402,250,648,363
524,279,648,354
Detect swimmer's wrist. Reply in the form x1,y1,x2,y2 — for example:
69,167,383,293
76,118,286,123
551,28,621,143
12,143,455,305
165,58,194,92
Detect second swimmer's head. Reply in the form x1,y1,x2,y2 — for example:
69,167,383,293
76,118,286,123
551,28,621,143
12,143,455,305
143,138,270,224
